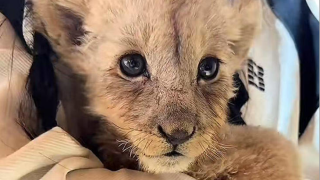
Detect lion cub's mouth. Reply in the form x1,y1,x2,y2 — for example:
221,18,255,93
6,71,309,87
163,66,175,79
143,151,184,158
164,151,183,157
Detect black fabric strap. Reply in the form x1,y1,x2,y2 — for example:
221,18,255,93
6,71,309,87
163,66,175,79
28,32,59,131
228,74,248,126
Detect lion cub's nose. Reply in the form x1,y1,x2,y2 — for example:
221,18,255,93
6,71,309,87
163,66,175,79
158,125,196,146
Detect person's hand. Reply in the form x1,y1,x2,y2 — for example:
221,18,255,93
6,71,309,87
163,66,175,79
67,168,196,180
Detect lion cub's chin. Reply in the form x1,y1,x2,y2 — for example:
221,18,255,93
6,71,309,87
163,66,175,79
139,154,195,173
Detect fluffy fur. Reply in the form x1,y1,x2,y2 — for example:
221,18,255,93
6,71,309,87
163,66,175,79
28,0,302,179
189,125,301,180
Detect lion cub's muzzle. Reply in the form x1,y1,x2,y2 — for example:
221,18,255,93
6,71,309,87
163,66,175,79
151,105,199,156
157,125,196,156
139,106,201,173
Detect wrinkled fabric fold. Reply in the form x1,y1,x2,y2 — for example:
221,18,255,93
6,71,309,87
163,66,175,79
0,127,103,180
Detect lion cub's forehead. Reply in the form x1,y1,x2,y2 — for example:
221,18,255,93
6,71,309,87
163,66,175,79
85,0,232,61
87,0,178,33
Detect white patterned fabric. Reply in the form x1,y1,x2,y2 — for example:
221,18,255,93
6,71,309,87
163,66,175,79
243,4,301,143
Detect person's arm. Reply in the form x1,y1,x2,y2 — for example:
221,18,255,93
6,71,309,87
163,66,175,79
0,12,32,159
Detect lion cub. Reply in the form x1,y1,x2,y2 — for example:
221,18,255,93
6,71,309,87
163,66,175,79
29,0,302,179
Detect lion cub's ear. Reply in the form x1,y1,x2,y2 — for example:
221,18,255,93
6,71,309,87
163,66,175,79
227,0,262,67
31,0,89,49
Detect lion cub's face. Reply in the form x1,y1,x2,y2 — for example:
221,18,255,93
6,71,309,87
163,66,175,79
32,0,261,173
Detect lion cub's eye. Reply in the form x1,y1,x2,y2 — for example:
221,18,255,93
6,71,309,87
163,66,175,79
198,57,220,80
120,54,147,77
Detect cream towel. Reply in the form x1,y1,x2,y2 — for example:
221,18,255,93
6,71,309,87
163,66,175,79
0,127,194,180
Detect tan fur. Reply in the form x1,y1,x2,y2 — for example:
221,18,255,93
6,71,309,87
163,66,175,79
29,0,302,179
190,125,302,180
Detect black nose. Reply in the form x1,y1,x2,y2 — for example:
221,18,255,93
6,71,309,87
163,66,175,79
158,126,196,146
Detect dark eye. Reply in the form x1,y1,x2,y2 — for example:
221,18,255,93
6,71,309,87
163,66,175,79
198,57,220,80
120,54,147,77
